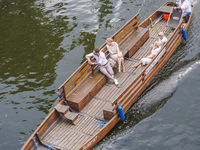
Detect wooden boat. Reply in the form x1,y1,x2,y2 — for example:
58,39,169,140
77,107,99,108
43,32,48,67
22,1,194,150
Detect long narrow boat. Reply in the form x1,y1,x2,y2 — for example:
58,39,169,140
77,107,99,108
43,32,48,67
22,1,194,150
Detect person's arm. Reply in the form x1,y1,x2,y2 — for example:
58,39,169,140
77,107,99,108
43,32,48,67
115,42,121,55
85,53,94,65
174,6,181,10
147,54,155,59
161,37,168,47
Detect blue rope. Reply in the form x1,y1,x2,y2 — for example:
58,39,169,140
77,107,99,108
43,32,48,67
95,121,108,129
32,136,40,150
45,138,59,150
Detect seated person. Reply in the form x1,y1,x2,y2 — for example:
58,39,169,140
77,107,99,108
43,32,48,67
132,41,161,68
85,48,119,85
106,38,125,72
149,32,167,54
174,0,192,18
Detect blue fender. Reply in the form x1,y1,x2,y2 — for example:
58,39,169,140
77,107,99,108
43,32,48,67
182,28,187,40
117,105,125,120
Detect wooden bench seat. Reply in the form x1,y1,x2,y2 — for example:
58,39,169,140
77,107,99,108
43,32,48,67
54,103,70,115
64,111,79,124
67,72,106,112
157,5,172,13
119,27,149,58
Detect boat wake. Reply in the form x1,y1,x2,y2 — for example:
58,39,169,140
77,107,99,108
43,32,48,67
130,60,200,116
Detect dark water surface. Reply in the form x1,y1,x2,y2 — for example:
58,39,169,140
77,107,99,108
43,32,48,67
0,0,200,149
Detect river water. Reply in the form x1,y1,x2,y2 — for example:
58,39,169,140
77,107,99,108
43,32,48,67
0,0,200,150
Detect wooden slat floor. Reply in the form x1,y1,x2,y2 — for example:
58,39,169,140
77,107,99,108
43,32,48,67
41,18,174,150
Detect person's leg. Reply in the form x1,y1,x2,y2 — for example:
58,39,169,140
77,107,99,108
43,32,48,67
99,65,113,79
121,57,125,72
117,56,122,72
106,63,114,78
132,59,142,68
104,64,119,85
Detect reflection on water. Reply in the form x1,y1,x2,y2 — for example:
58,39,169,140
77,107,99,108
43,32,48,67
0,0,74,93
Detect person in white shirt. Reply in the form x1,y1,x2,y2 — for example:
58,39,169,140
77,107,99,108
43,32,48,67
158,32,168,46
149,32,167,54
85,48,119,85
132,41,161,68
106,38,125,72
174,0,192,17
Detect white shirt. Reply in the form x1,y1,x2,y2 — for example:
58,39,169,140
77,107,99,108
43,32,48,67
149,47,161,57
106,42,120,55
158,36,168,45
86,51,108,65
180,0,192,13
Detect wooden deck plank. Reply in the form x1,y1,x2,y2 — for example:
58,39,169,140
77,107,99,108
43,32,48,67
46,126,63,144
58,129,75,147
44,125,63,143
94,86,109,100
108,88,122,103
86,99,101,114
53,127,70,146
84,120,99,136
93,101,106,117
81,99,97,114
72,135,90,150
131,48,145,59
74,116,90,131
89,100,104,116
64,133,83,149
81,117,96,134
86,99,103,115
95,86,113,100
124,60,134,73
69,135,85,150
103,87,118,101
42,124,59,142
87,124,99,136
53,125,74,143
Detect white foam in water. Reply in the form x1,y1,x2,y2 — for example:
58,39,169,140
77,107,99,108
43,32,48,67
115,0,123,11
135,60,200,109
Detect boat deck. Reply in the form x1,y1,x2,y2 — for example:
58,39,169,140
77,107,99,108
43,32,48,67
40,19,174,150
